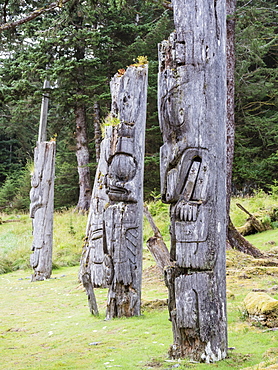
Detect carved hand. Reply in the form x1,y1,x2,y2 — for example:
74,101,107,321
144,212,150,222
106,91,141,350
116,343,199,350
174,199,201,222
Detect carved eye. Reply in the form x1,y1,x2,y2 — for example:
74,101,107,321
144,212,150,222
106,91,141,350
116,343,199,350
109,154,136,182
178,108,184,124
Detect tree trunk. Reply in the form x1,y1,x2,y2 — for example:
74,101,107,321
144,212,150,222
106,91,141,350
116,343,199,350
75,104,91,213
227,218,264,258
225,0,264,257
103,64,148,320
158,0,227,362
80,272,99,315
226,0,236,216
93,101,102,162
38,80,50,143
30,141,56,281
73,14,92,214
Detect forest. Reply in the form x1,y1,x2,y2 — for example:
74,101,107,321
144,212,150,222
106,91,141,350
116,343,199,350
0,2,278,369
0,0,277,212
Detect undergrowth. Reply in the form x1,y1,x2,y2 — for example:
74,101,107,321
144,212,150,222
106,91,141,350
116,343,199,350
1,191,277,273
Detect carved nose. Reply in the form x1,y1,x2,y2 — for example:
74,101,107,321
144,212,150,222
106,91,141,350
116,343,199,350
109,154,137,182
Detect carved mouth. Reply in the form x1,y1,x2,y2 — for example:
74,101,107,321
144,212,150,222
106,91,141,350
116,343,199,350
108,186,128,195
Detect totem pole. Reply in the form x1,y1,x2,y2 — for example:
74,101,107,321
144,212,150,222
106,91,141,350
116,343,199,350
158,0,227,362
30,80,56,281
79,129,110,314
80,63,148,318
104,63,148,319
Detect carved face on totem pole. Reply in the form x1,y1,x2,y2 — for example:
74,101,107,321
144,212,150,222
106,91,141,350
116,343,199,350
159,39,216,269
105,125,138,203
105,82,142,203
102,66,147,318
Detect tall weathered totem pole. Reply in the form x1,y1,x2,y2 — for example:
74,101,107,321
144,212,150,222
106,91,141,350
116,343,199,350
80,63,148,319
158,0,227,362
30,81,56,282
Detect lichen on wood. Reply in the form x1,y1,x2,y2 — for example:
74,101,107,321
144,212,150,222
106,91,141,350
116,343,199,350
158,0,227,362
80,64,148,318
104,64,148,319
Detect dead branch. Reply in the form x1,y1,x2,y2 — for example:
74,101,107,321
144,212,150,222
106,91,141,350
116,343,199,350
0,0,71,32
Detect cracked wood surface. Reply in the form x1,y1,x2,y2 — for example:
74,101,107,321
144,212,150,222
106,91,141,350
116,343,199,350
158,0,227,362
80,65,148,318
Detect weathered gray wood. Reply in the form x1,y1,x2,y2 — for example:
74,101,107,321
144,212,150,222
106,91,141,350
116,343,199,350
146,237,173,273
158,0,227,362
80,272,99,315
38,80,50,143
80,64,148,318
30,141,56,281
79,134,111,292
75,104,92,213
236,203,269,234
103,64,148,319
144,205,173,273
144,205,163,238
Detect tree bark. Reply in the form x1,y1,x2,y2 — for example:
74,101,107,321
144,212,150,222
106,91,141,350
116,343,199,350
75,104,91,213
158,0,227,362
73,15,92,214
30,141,56,281
225,0,265,257
227,218,264,258
80,272,99,315
38,80,50,143
93,101,102,162
226,0,236,216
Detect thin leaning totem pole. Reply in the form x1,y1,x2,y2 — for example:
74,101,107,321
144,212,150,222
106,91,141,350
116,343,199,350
79,113,110,315
158,0,227,362
30,80,56,281
80,62,148,319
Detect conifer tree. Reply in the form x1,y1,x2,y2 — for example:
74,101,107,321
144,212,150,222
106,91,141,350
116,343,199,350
0,0,173,209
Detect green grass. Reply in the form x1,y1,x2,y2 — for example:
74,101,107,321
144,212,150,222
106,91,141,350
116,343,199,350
230,191,278,228
245,229,278,252
0,195,278,369
1,264,277,370
0,193,277,273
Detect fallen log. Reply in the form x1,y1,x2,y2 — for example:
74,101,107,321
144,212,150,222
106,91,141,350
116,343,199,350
236,203,270,235
227,217,264,258
0,218,21,224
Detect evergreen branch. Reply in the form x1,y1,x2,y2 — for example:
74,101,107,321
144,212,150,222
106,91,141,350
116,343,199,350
152,0,173,11
0,0,71,32
0,114,12,118
237,0,253,11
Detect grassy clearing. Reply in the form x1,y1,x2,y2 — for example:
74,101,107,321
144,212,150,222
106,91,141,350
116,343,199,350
1,256,278,370
0,194,278,369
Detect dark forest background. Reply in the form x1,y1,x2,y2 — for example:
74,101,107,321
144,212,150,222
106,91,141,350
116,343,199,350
0,0,277,211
